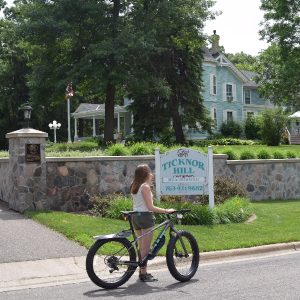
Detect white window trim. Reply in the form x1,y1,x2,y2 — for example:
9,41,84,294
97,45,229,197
210,74,217,95
211,106,217,128
223,83,237,102
244,89,251,105
223,109,237,123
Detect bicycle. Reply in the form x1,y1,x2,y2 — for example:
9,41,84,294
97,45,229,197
86,209,200,289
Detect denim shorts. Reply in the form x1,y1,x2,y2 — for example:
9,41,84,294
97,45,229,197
132,212,155,230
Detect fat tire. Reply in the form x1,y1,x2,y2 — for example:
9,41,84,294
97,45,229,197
86,238,137,289
166,230,199,282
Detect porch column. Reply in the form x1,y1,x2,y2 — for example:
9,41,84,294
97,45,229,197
117,113,120,132
74,118,78,139
92,117,96,137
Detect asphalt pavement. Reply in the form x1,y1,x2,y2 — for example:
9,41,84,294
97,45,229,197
0,200,299,293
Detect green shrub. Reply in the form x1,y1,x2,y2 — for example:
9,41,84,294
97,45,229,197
244,115,261,140
106,196,133,219
259,108,288,146
272,151,285,159
46,141,99,152
257,149,271,159
90,193,252,226
214,176,247,204
220,121,243,138
105,144,129,156
240,151,256,160
191,138,256,147
186,204,215,225
89,194,114,217
0,151,8,157
223,149,238,160
128,142,152,155
286,151,296,158
213,197,253,224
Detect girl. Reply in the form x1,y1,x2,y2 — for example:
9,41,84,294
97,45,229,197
130,164,174,282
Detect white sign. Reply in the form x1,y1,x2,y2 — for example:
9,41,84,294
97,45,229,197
155,147,214,208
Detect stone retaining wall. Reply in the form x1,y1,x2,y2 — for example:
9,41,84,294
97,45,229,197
0,158,9,203
45,155,300,211
1,154,300,211
46,156,155,211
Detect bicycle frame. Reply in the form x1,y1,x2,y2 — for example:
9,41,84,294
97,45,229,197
92,211,191,269
124,212,189,268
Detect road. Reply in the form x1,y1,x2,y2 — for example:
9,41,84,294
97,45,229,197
1,251,300,300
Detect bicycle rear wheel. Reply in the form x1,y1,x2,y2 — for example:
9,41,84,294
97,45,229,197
86,238,137,289
166,230,199,282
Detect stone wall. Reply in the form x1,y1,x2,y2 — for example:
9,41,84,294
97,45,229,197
46,156,155,211
0,158,9,203
45,155,300,211
220,159,300,200
2,153,300,212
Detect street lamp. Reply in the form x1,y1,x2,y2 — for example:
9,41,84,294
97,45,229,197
20,102,32,128
48,120,61,143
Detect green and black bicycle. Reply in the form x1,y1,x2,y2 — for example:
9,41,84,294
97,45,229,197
86,209,199,289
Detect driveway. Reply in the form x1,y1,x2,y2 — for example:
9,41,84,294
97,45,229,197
0,201,87,264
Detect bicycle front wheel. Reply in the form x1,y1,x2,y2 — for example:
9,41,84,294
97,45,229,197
86,238,137,289
166,230,199,282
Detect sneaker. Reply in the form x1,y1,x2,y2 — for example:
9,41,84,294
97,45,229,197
139,273,158,282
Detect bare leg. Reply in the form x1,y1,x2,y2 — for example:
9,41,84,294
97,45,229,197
136,228,153,275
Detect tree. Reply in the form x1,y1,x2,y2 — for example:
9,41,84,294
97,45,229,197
0,16,29,148
128,0,214,144
10,0,136,142
256,0,300,109
226,52,257,71
258,108,288,146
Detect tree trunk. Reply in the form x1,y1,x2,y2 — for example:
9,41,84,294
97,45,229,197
170,95,185,144
104,82,116,143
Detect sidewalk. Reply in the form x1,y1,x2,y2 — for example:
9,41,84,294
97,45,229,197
1,201,300,292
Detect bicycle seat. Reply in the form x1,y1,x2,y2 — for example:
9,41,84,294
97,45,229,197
120,211,136,216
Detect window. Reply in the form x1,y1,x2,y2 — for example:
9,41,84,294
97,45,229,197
244,89,251,104
223,110,236,123
211,107,217,127
226,84,233,101
213,76,217,95
210,74,217,95
214,108,217,127
227,111,233,122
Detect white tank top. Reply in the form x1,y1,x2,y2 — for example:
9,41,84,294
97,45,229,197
132,183,152,212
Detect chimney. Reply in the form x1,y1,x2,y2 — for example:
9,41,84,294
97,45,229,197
210,30,220,54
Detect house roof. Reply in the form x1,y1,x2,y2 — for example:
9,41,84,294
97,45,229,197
240,70,258,88
72,103,128,119
202,46,259,88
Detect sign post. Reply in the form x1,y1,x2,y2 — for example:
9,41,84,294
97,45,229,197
155,147,214,208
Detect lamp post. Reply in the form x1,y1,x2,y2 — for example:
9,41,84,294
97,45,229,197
48,120,61,143
65,82,74,143
20,102,32,128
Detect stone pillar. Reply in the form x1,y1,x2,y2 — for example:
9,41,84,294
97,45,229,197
6,128,48,212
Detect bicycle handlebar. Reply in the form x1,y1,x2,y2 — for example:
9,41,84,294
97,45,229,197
169,209,191,214
121,209,191,216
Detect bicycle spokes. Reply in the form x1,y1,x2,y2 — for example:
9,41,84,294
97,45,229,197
91,240,135,284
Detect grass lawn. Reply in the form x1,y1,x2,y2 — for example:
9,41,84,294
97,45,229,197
1,144,300,158
202,144,300,158
25,200,300,254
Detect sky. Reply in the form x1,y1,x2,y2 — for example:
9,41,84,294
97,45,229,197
204,0,268,55
3,0,268,56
